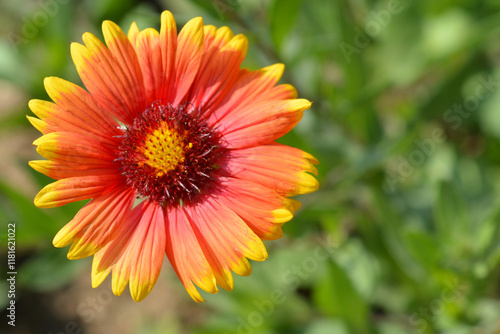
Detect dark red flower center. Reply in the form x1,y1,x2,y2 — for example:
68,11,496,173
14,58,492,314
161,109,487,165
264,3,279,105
117,103,225,207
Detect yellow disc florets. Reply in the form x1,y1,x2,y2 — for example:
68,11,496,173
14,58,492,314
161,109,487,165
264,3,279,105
140,125,187,177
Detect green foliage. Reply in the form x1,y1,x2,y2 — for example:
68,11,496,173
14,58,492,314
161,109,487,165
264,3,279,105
1,0,500,333
269,0,303,51
313,260,371,333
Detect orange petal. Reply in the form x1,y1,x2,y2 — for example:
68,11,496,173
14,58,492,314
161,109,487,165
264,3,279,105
34,174,123,208
52,187,134,248
106,206,144,296
220,99,311,149
29,98,117,146
187,196,268,281
207,63,285,121
217,176,299,240
41,77,120,140
213,83,298,125
102,20,146,110
136,28,163,103
129,203,166,302
223,142,319,196
94,205,143,273
202,25,234,55
181,203,233,292
187,31,248,111
33,132,116,166
62,187,136,259
165,207,217,302
71,33,146,125
101,201,165,302
29,160,115,180
160,10,177,102
173,17,204,105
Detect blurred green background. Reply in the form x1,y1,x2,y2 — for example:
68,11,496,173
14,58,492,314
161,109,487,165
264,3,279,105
1,0,500,333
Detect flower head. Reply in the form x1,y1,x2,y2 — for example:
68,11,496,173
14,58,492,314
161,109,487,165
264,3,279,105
28,11,319,302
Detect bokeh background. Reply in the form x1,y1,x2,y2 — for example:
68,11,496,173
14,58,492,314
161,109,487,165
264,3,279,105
1,0,500,333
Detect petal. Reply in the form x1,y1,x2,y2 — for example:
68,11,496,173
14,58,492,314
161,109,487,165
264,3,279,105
204,25,234,52
223,142,319,196
29,160,115,180
91,249,112,288
159,10,177,102
173,17,204,105
33,132,116,166
186,196,268,282
136,28,163,103
27,115,48,134
187,31,248,111
128,203,166,302
182,204,234,292
40,77,121,140
96,201,166,302
220,99,311,149
29,98,118,146
102,20,146,110
93,206,143,283
53,186,134,251
71,33,146,125
165,207,217,302
185,26,235,105
127,22,140,49
217,176,301,240
65,188,136,259
207,63,286,121
34,174,123,208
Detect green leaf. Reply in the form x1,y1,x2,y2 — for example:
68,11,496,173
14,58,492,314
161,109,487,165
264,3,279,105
313,259,371,334
17,247,87,292
434,181,469,239
305,319,350,334
270,0,303,51
478,202,500,271
371,187,427,282
403,229,440,272
87,0,136,23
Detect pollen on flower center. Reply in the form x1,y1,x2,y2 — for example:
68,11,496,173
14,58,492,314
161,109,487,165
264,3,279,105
140,125,186,177
117,103,225,207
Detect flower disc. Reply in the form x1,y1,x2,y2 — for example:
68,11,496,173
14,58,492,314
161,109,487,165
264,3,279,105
118,103,224,206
